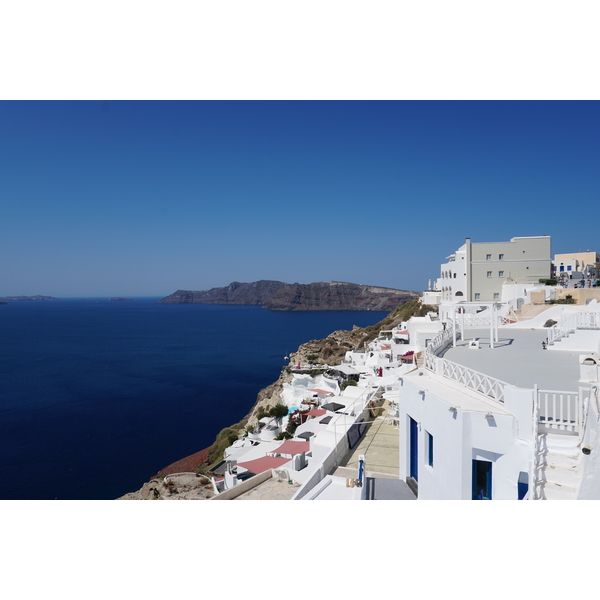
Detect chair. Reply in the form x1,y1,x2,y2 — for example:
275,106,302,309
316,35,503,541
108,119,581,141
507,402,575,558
386,407,399,429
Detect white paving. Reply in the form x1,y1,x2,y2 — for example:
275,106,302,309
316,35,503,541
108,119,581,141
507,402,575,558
443,328,582,391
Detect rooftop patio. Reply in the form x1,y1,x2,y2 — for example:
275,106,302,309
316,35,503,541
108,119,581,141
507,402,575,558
442,328,582,391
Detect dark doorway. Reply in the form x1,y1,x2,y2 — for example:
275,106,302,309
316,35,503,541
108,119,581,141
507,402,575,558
472,459,492,500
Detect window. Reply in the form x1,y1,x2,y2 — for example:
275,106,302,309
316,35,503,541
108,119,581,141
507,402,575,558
567,266,572,271
499,271,504,277
486,254,491,260
453,273,456,278
493,293,500,300
487,271,492,277
560,266,564,272
474,293,480,300
426,432,434,467
499,254,504,260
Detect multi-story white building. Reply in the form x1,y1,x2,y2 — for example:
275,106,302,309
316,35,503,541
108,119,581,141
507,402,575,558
397,304,600,500
438,236,552,303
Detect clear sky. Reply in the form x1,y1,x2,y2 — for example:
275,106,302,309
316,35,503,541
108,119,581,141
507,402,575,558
1,100,599,297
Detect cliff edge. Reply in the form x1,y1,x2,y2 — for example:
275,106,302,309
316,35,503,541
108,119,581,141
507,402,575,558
158,280,419,311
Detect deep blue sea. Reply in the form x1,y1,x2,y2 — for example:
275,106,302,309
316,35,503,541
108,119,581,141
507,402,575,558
0,298,387,500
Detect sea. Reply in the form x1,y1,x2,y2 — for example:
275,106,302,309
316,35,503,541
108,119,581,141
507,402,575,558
0,298,388,500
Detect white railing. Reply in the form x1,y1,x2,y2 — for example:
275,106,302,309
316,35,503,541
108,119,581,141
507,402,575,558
423,347,436,371
424,321,505,404
424,323,458,363
548,313,578,344
461,316,502,328
548,311,600,345
438,358,505,404
537,389,581,434
530,385,541,500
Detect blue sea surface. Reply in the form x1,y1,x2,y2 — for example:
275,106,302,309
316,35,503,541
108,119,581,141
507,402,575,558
0,299,387,500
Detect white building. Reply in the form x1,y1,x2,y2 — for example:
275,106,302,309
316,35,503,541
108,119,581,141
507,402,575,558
397,302,600,500
438,236,552,304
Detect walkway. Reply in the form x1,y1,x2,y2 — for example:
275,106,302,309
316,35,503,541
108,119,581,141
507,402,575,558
233,475,301,500
334,399,400,478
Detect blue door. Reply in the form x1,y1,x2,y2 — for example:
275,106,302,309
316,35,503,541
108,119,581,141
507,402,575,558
409,417,418,481
472,459,492,500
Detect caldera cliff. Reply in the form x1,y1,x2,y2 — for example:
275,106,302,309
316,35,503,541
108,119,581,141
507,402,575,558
158,280,419,311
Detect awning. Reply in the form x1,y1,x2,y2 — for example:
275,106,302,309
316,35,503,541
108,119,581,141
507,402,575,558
306,408,327,417
307,388,333,395
268,440,310,456
236,456,291,475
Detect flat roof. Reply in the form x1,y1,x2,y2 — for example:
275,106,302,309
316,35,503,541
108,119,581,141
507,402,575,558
405,369,512,414
443,328,581,391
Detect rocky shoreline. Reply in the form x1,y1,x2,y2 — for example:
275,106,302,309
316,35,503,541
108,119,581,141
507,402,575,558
117,298,427,499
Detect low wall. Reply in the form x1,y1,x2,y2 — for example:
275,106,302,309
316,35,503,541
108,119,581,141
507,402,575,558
555,288,600,305
291,404,371,500
209,468,274,500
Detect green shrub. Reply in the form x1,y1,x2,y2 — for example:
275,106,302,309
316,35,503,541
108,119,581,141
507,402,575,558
539,279,557,286
341,380,358,390
269,403,289,419
307,354,318,362
207,424,243,465
549,296,575,305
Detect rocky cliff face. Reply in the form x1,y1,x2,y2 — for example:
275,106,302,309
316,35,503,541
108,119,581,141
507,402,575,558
158,280,287,305
158,280,419,311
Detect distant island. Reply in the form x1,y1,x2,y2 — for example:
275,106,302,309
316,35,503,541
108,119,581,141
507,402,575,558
158,280,420,311
109,297,132,301
0,295,58,302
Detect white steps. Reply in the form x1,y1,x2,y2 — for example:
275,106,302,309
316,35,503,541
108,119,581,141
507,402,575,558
535,433,582,500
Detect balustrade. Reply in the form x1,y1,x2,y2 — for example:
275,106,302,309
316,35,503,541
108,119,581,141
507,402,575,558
439,358,505,404
537,389,580,434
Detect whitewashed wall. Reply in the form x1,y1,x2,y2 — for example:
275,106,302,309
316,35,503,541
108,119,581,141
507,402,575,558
398,376,534,500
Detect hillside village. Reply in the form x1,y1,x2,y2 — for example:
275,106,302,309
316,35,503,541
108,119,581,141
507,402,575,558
120,237,600,500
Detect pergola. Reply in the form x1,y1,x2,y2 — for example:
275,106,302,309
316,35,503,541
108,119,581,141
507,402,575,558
449,301,501,349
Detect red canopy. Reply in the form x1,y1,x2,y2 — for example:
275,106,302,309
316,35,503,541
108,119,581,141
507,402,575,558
236,456,291,475
307,388,332,395
269,440,310,456
306,408,327,417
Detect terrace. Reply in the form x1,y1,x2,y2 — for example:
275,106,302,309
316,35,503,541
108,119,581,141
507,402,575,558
442,328,581,391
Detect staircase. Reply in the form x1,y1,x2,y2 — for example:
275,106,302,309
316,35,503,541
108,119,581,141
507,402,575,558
534,433,581,499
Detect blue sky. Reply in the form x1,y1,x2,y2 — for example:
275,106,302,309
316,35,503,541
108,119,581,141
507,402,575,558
2,100,599,297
